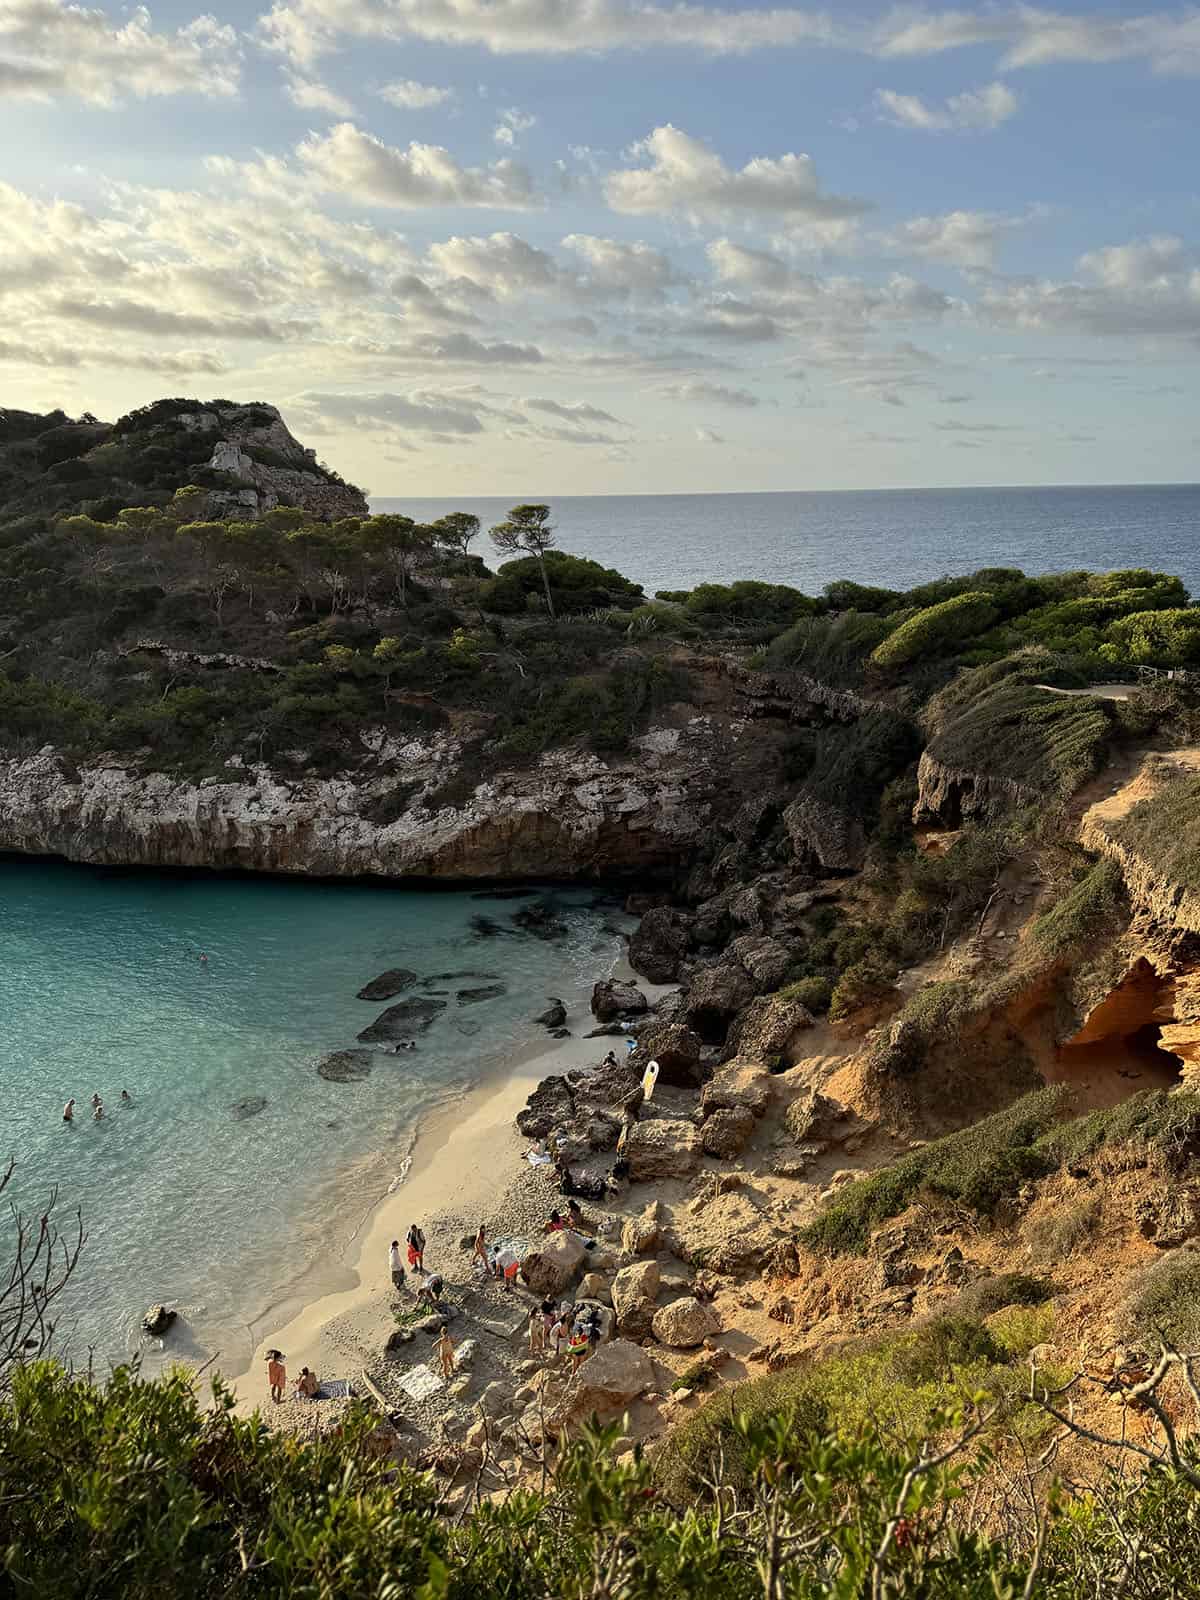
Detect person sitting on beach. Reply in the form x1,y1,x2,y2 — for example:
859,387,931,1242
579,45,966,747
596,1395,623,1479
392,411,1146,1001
63,1098,75,1123
471,1224,487,1270
294,1366,319,1399
388,1239,406,1293
544,1210,565,1234
434,1325,455,1379
527,1304,546,1354
565,1198,586,1230
406,1223,426,1272
602,1050,618,1068
266,1350,286,1403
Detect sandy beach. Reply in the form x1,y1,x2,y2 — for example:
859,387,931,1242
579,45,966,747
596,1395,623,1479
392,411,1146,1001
231,968,649,1415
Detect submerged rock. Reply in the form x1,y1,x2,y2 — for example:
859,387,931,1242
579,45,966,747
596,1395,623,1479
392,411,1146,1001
357,998,447,1041
356,968,419,1002
424,970,502,984
229,1096,268,1120
457,983,507,1004
317,1049,374,1083
513,901,569,940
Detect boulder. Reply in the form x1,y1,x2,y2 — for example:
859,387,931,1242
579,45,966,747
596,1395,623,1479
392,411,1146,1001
670,1190,782,1272
357,998,447,1042
356,968,419,1002
701,1106,756,1159
700,1060,773,1119
621,1118,702,1182
725,993,813,1062
629,1021,703,1086
453,1338,478,1371
549,1339,655,1431
612,1260,660,1340
516,1075,574,1139
652,1296,719,1349
384,1327,415,1353
683,964,757,1044
316,1049,374,1083
621,1199,664,1255
727,935,793,994
476,1380,511,1418
142,1304,175,1337
569,1057,645,1118
521,1230,589,1296
783,790,867,872
579,1272,612,1304
785,1089,863,1146
629,907,689,983
591,979,649,1022
534,998,568,1029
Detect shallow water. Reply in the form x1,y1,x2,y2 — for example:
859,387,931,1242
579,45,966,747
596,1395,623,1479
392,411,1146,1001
0,858,618,1374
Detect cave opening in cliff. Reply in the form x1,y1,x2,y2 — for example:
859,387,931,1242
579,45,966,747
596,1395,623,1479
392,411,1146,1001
1051,958,1183,1108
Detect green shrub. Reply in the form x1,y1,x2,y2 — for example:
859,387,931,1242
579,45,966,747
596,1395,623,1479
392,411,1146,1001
1037,1089,1200,1173
828,959,896,1020
801,1087,1068,1255
953,1273,1054,1321
478,550,643,615
781,974,833,1013
1128,1253,1200,1348
1028,858,1127,960
870,592,1000,669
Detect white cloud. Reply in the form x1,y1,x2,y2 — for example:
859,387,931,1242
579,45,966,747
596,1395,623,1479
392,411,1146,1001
1078,235,1188,289
0,0,240,105
523,396,623,425
295,388,491,434
561,233,686,298
377,78,455,108
297,124,539,209
876,80,1017,132
606,124,869,225
660,380,760,408
493,107,536,146
285,73,353,115
695,426,725,443
872,8,1200,75
890,208,1024,269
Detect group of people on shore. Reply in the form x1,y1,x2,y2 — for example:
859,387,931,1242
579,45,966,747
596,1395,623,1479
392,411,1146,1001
265,1349,319,1402
63,1090,132,1123
527,1297,604,1371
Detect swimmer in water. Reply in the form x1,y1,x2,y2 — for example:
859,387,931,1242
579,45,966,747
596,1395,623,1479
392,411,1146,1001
120,1089,132,1105
63,1098,75,1123
93,1100,104,1122
199,953,209,964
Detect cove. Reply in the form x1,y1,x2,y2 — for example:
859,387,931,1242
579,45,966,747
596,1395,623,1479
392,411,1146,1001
0,855,620,1375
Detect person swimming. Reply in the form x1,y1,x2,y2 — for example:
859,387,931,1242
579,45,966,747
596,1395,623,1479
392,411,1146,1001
120,1089,132,1105
63,1098,75,1123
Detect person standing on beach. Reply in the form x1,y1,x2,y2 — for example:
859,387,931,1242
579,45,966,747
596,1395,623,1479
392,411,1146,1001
434,1325,455,1379
527,1305,546,1354
406,1223,426,1272
471,1224,487,1271
63,1099,75,1123
266,1350,286,1403
388,1239,406,1293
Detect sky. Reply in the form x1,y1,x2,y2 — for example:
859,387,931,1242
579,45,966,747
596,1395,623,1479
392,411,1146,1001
2,1,1199,496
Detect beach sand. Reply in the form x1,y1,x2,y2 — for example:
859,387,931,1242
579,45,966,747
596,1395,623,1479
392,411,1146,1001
231,992,642,1415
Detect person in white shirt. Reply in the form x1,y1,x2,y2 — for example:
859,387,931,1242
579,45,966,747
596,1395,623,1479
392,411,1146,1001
388,1239,406,1293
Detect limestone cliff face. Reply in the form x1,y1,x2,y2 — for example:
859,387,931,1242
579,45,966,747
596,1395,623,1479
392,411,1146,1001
0,719,748,880
912,750,1040,827
179,404,369,522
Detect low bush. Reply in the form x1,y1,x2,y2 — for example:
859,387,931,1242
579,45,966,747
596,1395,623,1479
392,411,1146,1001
828,959,896,1020
801,1087,1068,1255
1024,1193,1103,1263
870,592,1000,670
1111,768,1200,895
1127,1252,1200,1349
1037,1088,1200,1173
953,1273,1054,1321
1027,857,1127,960
780,974,833,1013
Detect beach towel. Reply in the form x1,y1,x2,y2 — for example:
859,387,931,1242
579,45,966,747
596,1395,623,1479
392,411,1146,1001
398,1365,443,1401
316,1378,351,1400
525,1149,552,1166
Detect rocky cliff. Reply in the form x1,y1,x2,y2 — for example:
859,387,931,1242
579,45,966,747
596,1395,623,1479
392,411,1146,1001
0,717,757,880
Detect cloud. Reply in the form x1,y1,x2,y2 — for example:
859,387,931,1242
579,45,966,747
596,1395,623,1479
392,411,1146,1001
259,0,838,67
377,78,455,108
1078,235,1188,289
295,388,492,434
494,107,536,146
0,0,240,105
284,74,353,115
660,380,760,408
890,208,1026,269
561,233,686,299
51,296,302,341
604,124,869,225
523,396,623,425
297,123,538,209
872,8,1200,75
933,419,1021,432
695,426,725,443
876,81,1017,132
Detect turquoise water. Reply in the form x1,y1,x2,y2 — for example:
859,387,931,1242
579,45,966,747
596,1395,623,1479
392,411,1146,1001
0,859,617,1375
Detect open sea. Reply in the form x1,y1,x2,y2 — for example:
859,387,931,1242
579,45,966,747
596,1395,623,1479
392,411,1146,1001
0,861,617,1376
6,481,1199,1381
375,483,1200,598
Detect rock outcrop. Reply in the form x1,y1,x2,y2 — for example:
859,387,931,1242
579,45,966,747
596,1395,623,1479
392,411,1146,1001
591,979,648,1021
621,1118,702,1182
521,1231,589,1296
701,1105,756,1158
0,725,730,880
652,1296,719,1349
